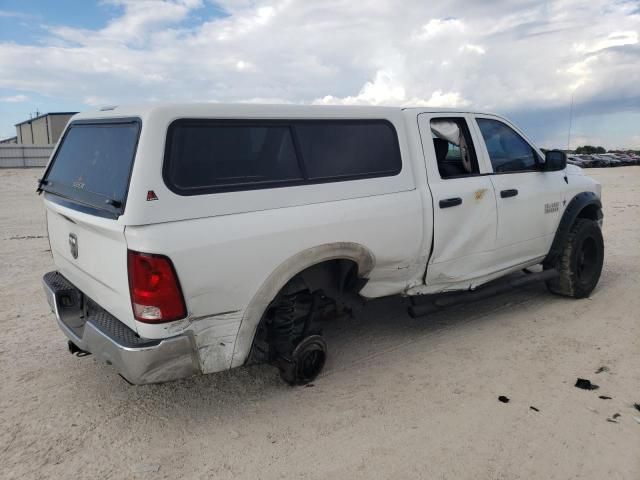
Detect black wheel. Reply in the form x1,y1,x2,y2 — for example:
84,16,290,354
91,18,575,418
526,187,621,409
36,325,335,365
546,218,604,298
279,335,327,386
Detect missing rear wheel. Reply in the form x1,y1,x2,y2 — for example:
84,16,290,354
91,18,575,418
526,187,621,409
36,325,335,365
279,335,328,386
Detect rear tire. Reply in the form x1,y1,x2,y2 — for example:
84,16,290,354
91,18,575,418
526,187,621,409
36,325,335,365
546,218,604,298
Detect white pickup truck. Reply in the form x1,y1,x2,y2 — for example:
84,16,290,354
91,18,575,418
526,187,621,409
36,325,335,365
40,104,604,386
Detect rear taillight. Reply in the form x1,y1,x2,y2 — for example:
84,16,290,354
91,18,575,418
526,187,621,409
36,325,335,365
127,250,187,323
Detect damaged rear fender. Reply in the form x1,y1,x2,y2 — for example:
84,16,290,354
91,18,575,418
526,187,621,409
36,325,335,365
229,242,375,368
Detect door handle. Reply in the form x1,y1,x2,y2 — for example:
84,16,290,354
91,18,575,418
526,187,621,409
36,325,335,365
439,197,463,208
500,189,518,198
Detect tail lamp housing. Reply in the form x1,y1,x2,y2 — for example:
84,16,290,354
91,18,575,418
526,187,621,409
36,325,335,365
127,250,187,323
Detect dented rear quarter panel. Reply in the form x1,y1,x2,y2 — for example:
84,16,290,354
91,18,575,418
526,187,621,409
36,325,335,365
125,188,425,373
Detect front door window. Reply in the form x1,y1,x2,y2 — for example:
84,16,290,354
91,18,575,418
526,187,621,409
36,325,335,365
477,118,540,173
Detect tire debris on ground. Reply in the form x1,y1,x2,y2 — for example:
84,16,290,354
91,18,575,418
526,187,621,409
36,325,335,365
575,378,599,390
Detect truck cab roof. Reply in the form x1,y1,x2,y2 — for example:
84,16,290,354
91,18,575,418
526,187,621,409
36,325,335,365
71,102,498,122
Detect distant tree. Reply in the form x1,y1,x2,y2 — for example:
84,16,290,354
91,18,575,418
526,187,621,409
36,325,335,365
575,145,606,154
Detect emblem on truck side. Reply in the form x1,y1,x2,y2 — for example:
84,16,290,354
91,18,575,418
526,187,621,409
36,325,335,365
69,233,78,259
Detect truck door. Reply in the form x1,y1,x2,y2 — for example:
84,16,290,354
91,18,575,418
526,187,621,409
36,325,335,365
471,115,566,268
417,113,498,289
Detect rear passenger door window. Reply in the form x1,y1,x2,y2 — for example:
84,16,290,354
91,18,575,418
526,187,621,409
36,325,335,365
476,118,540,173
430,118,480,179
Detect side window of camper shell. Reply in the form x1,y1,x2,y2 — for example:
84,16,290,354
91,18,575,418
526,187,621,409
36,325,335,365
163,119,402,195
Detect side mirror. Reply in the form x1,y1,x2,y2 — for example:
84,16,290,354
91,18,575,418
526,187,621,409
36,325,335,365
544,150,567,171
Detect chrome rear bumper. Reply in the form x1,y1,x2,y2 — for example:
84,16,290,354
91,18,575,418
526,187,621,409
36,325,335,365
42,271,200,385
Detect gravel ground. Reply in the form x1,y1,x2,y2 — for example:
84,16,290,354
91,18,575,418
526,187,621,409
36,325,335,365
1,167,639,480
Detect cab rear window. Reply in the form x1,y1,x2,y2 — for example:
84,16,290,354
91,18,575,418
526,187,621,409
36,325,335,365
41,119,140,218
163,119,401,195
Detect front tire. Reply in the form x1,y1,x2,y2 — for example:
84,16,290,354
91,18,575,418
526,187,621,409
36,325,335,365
546,218,604,298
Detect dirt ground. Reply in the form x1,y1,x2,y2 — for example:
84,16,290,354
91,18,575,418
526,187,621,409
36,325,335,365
1,167,639,480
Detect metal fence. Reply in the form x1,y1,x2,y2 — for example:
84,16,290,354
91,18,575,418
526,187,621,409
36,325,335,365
0,145,53,168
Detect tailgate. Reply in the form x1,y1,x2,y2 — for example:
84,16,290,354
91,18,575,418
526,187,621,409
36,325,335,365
39,118,141,332
45,199,136,331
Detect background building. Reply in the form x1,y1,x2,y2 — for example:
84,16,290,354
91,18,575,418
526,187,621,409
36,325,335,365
15,112,77,145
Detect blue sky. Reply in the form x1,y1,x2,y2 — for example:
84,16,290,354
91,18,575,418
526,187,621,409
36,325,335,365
1,0,639,149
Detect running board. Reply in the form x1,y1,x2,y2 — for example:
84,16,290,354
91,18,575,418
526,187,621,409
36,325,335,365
408,269,559,318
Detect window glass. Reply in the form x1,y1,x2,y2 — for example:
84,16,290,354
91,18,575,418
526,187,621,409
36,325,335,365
430,118,479,179
477,118,538,173
164,120,402,194
295,122,401,180
166,124,302,192
43,122,139,213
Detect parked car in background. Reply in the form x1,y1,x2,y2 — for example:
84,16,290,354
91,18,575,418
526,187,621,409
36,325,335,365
568,152,640,168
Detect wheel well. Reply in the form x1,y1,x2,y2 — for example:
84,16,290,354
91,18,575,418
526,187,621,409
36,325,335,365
544,194,602,268
232,242,374,368
294,259,361,296
247,258,364,366
577,203,601,221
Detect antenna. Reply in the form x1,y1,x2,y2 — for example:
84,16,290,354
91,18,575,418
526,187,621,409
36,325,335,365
567,91,574,151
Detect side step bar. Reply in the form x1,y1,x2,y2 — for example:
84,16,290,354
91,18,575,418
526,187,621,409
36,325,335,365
408,269,559,318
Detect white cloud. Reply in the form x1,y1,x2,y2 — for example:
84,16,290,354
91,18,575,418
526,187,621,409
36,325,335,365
0,94,28,102
423,90,469,108
574,30,638,53
83,96,112,107
564,55,599,90
235,60,255,71
313,70,468,108
314,70,407,106
0,10,30,19
0,0,638,146
460,44,485,55
415,18,465,40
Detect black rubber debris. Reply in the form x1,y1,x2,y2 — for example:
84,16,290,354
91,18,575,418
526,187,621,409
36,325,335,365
498,396,510,403
606,418,619,423
634,403,640,412
575,378,599,390
595,366,609,374
599,395,612,400
530,406,540,412
612,413,621,419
